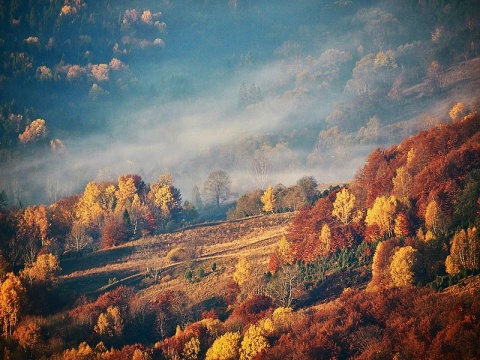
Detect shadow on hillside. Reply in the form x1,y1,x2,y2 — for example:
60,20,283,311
296,266,372,308
60,267,143,295
60,244,138,275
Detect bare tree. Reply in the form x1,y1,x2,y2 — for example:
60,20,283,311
203,170,231,207
266,264,302,307
250,152,270,189
65,222,93,254
140,244,166,283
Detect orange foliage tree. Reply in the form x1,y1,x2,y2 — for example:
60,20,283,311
18,119,47,143
0,273,25,337
13,318,40,350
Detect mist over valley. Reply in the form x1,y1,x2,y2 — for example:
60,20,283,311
2,0,479,206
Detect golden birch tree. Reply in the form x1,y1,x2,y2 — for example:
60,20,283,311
332,188,359,225
392,166,412,201
19,205,49,247
233,257,251,286
445,227,479,275
75,182,104,229
115,176,137,213
13,319,40,350
425,199,444,235
261,186,276,213
277,236,294,266
130,194,150,236
365,196,398,238
368,239,398,290
319,223,332,255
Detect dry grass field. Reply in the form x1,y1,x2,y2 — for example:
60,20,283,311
59,213,295,305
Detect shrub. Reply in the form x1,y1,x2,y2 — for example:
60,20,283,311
167,248,187,262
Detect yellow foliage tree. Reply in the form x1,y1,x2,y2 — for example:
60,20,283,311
392,166,412,201
94,306,124,338
0,273,25,337
406,148,415,167
258,317,274,335
182,336,201,360
332,188,359,225
365,196,398,238
445,227,479,275
389,246,418,286
425,230,436,242
205,331,241,360
449,102,467,122
239,324,269,360
149,183,180,221
272,307,293,322
19,205,49,246
132,348,151,360
75,182,104,229
115,176,137,212
445,256,459,277
261,186,276,213
20,253,61,285
62,341,94,359
425,199,444,235
233,257,251,287
416,228,425,241
271,307,294,331
18,119,47,143
319,223,332,255
277,236,294,266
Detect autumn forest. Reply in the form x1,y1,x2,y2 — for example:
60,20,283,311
1,0,480,359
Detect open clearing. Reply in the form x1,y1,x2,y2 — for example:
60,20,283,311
59,213,294,303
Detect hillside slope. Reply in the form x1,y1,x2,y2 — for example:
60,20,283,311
60,213,294,298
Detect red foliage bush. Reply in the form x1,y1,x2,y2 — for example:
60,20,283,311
224,280,241,306
69,286,134,325
101,217,129,248
229,295,274,326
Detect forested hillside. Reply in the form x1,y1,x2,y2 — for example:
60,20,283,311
0,107,479,359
